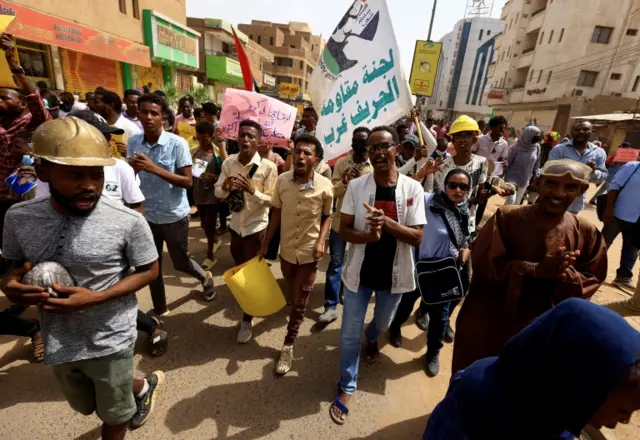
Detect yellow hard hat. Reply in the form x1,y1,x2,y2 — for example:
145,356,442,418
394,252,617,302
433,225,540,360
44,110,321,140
32,117,115,167
448,115,481,136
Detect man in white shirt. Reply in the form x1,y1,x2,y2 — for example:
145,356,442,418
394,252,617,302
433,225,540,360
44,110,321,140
329,126,426,424
93,88,142,157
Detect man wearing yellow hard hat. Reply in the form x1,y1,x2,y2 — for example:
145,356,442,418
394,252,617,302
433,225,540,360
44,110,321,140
0,117,165,436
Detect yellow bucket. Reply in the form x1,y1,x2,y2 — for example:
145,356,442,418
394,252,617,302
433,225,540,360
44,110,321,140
223,256,287,317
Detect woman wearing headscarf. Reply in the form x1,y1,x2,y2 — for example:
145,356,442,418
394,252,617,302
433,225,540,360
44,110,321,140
503,125,542,205
388,168,471,377
424,298,640,440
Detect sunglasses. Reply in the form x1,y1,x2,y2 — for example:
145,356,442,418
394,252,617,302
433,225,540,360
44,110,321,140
367,142,394,152
446,182,470,192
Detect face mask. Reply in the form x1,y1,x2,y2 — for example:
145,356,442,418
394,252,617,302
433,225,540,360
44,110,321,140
434,149,446,157
352,139,368,154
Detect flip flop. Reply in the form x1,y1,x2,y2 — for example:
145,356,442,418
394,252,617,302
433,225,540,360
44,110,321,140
329,395,349,425
202,258,217,271
150,329,168,357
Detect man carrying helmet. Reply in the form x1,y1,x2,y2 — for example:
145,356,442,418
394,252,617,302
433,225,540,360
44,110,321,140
0,117,165,438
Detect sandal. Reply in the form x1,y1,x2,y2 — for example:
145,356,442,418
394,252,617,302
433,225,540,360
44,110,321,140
201,258,217,271
31,331,44,363
329,394,349,425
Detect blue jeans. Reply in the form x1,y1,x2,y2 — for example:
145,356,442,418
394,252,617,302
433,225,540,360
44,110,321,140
602,217,639,279
324,230,346,310
339,285,402,394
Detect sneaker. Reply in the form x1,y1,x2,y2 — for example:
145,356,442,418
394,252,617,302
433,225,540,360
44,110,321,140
275,345,294,375
130,371,165,429
425,353,440,377
416,313,429,331
444,324,455,343
237,319,253,344
613,277,635,290
388,326,402,348
318,308,339,324
203,271,216,301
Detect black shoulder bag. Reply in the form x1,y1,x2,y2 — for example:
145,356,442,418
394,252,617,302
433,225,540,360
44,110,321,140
227,162,260,212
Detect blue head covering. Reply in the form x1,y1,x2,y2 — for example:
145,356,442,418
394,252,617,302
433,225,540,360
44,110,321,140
457,298,640,439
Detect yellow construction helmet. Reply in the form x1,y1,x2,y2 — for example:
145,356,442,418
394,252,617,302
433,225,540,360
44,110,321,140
448,115,481,135
32,117,115,167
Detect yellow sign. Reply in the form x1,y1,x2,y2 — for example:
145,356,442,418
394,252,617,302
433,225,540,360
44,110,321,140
223,257,287,317
409,40,442,97
279,82,300,99
0,15,15,33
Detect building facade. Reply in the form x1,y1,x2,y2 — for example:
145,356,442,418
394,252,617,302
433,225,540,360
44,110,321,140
238,20,324,100
487,0,640,133
186,18,274,103
0,0,196,96
425,17,504,121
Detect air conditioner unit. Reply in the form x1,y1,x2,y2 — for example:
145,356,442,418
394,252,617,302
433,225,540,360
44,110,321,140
611,92,623,97
572,89,584,96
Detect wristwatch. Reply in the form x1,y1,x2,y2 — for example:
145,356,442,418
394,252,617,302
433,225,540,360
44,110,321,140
10,66,25,75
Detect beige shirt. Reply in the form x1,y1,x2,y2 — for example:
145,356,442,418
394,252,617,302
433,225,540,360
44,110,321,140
314,160,333,180
331,155,373,232
214,152,278,237
272,171,334,264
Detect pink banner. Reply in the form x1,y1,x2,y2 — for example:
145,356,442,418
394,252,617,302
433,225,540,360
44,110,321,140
613,148,640,163
219,89,298,147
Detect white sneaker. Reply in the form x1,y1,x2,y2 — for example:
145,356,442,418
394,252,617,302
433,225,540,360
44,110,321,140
237,320,253,344
275,345,294,375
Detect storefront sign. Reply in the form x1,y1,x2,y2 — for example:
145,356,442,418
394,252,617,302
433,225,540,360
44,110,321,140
279,82,300,99
527,87,547,95
0,1,150,67
409,40,442,97
143,10,199,70
263,73,276,87
487,89,505,99
206,54,243,85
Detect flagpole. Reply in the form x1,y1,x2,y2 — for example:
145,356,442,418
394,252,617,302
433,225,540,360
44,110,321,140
427,0,438,41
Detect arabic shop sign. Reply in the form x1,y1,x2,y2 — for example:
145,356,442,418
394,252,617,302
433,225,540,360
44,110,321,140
143,10,199,70
308,0,412,160
279,82,300,99
219,89,298,147
527,87,547,95
0,0,150,66
488,88,505,99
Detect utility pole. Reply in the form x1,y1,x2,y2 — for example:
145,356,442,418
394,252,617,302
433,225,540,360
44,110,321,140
427,0,438,41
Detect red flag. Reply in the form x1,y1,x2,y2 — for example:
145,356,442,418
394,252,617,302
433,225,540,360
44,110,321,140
232,27,255,92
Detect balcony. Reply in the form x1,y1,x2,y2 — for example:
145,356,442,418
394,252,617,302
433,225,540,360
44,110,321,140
264,64,307,79
518,50,534,68
527,9,545,33
206,49,238,61
205,54,243,85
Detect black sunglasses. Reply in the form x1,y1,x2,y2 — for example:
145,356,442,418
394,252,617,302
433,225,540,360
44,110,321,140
447,182,470,191
366,142,394,152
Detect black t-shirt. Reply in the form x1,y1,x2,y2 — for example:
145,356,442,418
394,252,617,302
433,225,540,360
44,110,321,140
359,185,398,291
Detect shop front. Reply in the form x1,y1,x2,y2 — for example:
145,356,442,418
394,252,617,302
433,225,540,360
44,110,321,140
205,55,243,103
141,10,200,91
0,0,150,94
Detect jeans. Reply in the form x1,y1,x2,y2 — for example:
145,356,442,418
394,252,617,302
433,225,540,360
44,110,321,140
339,285,402,394
390,290,451,354
148,217,207,314
136,310,157,336
602,217,639,279
0,307,39,337
324,230,347,311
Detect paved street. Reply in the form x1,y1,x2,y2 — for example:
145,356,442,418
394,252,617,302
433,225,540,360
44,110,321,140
1,190,639,440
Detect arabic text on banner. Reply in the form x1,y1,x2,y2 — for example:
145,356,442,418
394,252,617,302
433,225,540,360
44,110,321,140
218,89,298,147
409,41,442,97
308,0,412,161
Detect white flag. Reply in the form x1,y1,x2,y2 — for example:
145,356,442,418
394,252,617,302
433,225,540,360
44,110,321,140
309,0,412,161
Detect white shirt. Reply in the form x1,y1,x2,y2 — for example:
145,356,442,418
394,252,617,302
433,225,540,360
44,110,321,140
36,159,144,205
114,114,142,143
340,173,427,294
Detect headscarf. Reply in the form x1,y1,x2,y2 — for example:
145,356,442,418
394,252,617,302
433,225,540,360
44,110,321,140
430,168,471,251
511,125,541,153
457,298,640,439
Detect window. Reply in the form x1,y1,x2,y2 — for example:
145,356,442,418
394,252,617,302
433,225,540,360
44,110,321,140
118,0,126,14
311,44,314,50
539,32,544,45
479,30,484,40
559,28,565,43
222,42,230,53
627,29,639,36
299,60,303,69
274,57,293,67
529,69,535,81
249,35,253,40
547,70,553,84
548,30,554,44
611,73,622,80
591,26,614,44
290,45,296,49
257,36,262,44
509,19,513,30
16,40,51,78
132,0,140,19
487,30,491,36
577,70,599,87
538,70,543,83
269,37,274,45
633,76,640,92
507,47,511,57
